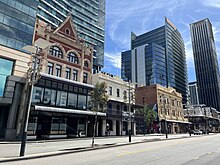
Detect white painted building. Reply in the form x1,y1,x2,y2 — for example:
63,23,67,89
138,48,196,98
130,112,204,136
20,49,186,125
92,72,136,136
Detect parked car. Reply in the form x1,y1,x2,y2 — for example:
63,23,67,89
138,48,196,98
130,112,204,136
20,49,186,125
193,130,202,135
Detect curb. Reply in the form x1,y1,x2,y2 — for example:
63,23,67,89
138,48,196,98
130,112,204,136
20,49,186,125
0,134,217,163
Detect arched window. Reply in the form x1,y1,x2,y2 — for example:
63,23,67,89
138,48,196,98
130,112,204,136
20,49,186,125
49,46,63,58
84,61,89,67
67,52,79,64
65,28,70,35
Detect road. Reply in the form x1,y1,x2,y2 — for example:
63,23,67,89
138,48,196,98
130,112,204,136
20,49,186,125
2,134,220,165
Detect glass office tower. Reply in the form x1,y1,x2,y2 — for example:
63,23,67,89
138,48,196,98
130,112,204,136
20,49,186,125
121,17,188,104
190,18,220,111
0,0,38,51
37,0,105,72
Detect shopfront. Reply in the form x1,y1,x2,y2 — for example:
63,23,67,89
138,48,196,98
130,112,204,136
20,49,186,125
28,74,106,139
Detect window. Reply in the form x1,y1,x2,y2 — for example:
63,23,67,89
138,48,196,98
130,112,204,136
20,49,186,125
67,52,79,64
51,118,67,135
47,62,53,75
65,28,70,35
73,69,78,81
66,67,71,79
84,61,88,67
108,103,112,110
56,91,67,107
78,94,87,109
143,97,146,104
123,90,127,100
49,46,63,58
0,58,13,96
83,72,88,83
109,86,112,95
56,64,62,77
117,88,120,97
67,93,77,108
32,87,44,103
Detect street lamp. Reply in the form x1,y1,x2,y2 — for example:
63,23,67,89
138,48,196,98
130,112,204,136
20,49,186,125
20,38,50,156
163,96,168,139
128,80,132,142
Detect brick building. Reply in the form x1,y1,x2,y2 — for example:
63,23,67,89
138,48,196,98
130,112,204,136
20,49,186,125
135,84,190,134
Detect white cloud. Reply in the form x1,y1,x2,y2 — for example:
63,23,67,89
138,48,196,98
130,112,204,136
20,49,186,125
201,0,220,8
104,52,121,69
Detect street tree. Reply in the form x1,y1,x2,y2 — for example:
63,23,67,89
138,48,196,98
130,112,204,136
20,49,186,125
89,82,109,147
138,105,157,134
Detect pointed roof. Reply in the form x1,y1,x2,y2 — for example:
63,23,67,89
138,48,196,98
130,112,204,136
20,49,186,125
53,15,78,40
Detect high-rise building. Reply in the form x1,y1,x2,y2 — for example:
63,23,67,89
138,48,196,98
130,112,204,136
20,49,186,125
121,18,188,104
121,50,131,81
188,81,199,105
190,18,220,111
0,0,38,51
37,0,105,72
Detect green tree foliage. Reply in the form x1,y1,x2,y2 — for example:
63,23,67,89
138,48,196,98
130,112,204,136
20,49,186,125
89,82,109,112
138,105,157,132
89,82,109,147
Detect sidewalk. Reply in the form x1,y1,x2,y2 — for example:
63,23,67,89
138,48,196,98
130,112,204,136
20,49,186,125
0,133,215,162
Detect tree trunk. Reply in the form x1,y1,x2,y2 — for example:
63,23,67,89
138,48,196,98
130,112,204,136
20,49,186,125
92,113,97,147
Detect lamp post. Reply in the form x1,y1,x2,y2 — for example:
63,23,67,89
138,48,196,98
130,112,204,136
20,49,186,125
128,80,132,142
163,96,168,139
20,39,50,156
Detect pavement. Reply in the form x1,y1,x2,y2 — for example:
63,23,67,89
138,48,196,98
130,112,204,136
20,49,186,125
0,133,216,163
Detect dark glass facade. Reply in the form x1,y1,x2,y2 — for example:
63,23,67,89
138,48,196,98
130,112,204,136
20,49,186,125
37,0,105,71
0,0,38,51
122,18,188,103
121,50,131,81
145,43,166,86
190,18,220,111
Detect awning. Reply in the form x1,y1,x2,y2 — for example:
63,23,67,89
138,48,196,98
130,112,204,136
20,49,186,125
34,105,106,117
161,119,192,124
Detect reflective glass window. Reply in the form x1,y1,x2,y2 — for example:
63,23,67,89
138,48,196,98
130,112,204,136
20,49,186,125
67,93,77,108
56,91,67,107
78,94,87,109
32,86,44,103
0,58,13,96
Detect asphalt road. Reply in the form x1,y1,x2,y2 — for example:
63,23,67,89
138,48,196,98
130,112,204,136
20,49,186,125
2,134,220,165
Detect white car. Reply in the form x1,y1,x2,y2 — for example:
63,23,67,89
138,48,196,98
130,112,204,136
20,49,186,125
193,130,202,135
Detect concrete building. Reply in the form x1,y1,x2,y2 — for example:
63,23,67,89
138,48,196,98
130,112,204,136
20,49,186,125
121,17,188,104
188,81,199,105
92,72,136,135
135,84,189,134
190,18,220,111
37,0,106,72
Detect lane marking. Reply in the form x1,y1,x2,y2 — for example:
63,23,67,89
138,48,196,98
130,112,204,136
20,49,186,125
208,152,212,155
194,157,199,160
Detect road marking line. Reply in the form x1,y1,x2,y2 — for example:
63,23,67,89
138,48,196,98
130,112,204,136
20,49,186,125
194,157,199,160
208,152,212,155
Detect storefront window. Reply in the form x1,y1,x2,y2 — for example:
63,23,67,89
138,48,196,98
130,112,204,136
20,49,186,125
67,93,77,108
51,118,66,135
78,94,87,109
32,86,44,103
56,91,67,107
43,88,56,105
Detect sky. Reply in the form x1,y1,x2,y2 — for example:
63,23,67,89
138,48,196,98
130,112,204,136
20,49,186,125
102,0,220,82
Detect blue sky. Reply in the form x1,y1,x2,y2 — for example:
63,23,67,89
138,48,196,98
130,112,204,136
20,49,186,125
102,0,220,82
